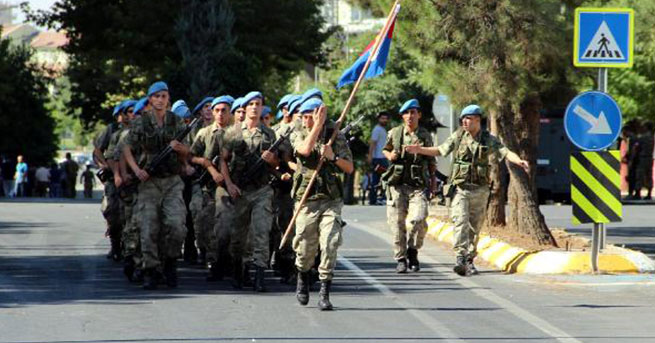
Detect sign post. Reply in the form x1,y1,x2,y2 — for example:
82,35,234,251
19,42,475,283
570,7,632,272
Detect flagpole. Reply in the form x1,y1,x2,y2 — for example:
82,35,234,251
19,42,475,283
280,0,401,249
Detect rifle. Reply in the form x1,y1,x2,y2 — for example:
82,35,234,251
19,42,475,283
340,113,366,145
118,117,200,196
194,155,220,187
96,168,113,183
145,117,200,175
241,126,293,181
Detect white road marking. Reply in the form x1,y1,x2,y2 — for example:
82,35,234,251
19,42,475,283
347,222,583,343
338,255,463,343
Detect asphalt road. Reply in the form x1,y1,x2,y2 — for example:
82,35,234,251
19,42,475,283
1,200,655,342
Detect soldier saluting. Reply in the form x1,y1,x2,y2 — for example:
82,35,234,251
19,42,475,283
404,104,529,276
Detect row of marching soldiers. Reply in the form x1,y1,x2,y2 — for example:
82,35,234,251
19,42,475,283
93,81,352,310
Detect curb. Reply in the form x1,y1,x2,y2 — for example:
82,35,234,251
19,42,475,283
425,217,655,274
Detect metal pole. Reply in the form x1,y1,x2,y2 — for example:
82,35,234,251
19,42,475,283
591,223,600,273
597,67,608,251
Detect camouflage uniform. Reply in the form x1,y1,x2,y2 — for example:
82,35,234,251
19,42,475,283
222,121,284,289
127,111,188,275
437,129,508,259
190,123,226,267
115,128,142,273
95,123,123,259
81,170,95,198
291,121,352,282
382,125,435,266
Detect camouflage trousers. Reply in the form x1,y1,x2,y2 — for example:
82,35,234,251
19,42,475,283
136,175,187,269
293,198,344,282
386,185,429,261
213,185,234,266
196,188,217,263
229,185,274,268
120,187,141,265
101,181,123,244
450,184,490,258
188,184,205,252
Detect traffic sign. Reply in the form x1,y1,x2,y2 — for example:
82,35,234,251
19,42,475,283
570,151,622,224
564,91,622,151
574,8,634,68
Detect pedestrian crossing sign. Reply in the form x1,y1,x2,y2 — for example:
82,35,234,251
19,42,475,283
574,8,634,68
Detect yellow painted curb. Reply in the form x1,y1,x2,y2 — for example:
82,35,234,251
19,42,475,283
425,216,655,274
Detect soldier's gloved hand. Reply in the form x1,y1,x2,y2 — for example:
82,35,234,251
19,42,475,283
114,175,123,188
321,145,335,162
388,151,400,162
135,168,150,182
227,182,241,199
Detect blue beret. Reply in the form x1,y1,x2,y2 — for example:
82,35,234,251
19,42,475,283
112,103,122,117
277,94,294,109
261,106,272,118
230,97,243,113
399,99,420,114
242,91,263,106
147,81,169,97
299,98,323,114
122,100,137,111
211,95,234,109
276,110,284,120
171,100,191,119
460,104,482,118
299,88,322,105
287,95,303,115
192,97,214,115
133,97,148,115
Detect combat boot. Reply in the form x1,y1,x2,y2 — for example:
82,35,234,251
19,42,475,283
396,258,408,273
466,256,479,276
296,271,310,305
142,268,157,290
318,280,333,311
163,258,178,288
407,248,420,272
231,257,243,289
107,238,122,262
206,262,222,282
254,266,267,292
243,262,254,288
453,255,468,276
123,256,135,282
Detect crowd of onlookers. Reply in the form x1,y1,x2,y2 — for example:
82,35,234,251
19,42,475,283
0,153,96,199
620,120,655,201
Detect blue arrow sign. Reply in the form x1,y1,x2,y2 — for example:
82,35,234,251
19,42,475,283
574,8,634,68
564,91,622,151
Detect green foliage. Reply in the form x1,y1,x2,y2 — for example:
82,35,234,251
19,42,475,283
25,0,329,128
0,33,57,165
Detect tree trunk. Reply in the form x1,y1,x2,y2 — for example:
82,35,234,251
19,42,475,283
485,109,507,227
497,97,557,248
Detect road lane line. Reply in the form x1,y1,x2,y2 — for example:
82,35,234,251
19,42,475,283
338,255,463,343
349,223,583,343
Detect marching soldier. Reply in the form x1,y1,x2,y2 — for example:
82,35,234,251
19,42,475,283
116,97,147,282
220,91,284,291
292,98,353,311
94,102,126,261
190,95,233,281
381,99,437,273
232,97,246,125
404,104,529,276
123,81,191,289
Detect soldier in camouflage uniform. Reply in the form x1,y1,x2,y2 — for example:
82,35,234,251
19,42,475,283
186,96,215,264
404,105,529,276
292,98,353,311
190,96,233,281
94,102,126,261
381,99,437,274
123,81,191,290
220,91,284,292
115,97,147,282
